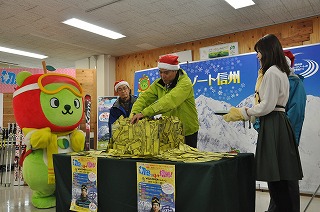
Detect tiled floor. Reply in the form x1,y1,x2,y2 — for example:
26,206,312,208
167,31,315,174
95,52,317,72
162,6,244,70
0,172,319,211
255,189,320,212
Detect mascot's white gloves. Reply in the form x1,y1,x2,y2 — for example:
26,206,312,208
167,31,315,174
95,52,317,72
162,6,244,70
223,107,250,122
70,130,85,152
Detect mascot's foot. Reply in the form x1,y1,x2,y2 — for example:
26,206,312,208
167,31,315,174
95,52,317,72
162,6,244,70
32,194,56,209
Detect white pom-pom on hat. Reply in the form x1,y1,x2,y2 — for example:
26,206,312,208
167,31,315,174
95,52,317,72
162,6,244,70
283,50,295,67
114,80,130,92
285,56,292,67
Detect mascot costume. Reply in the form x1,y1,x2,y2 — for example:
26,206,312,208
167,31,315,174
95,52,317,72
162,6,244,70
12,65,85,209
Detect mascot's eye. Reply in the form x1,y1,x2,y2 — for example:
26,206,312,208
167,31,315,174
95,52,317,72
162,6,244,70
50,98,59,108
74,99,81,109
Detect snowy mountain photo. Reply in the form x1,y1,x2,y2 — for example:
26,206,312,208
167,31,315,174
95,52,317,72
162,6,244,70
195,95,320,193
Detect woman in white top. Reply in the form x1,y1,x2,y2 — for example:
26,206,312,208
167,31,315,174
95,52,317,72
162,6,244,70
251,34,303,212
224,34,303,212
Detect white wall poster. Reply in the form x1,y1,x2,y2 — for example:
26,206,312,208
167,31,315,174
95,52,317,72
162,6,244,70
200,42,239,60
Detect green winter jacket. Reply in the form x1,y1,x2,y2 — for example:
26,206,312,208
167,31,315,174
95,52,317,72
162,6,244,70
131,69,199,136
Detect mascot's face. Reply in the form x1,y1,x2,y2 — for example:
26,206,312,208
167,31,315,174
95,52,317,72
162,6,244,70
13,72,84,132
41,83,83,126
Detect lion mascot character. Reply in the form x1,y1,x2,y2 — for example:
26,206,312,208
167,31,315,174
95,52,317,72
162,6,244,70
12,71,85,208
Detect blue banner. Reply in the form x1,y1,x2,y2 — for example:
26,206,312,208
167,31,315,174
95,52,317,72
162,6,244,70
289,44,320,96
134,43,319,101
134,53,261,107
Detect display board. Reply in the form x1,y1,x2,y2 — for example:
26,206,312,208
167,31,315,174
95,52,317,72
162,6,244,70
0,93,3,128
97,96,117,150
134,43,320,193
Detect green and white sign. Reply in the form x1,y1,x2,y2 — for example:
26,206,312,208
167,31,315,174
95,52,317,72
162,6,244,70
200,42,238,60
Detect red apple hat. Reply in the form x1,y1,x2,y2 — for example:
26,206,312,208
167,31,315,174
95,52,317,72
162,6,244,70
283,50,295,68
158,54,180,70
114,80,130,92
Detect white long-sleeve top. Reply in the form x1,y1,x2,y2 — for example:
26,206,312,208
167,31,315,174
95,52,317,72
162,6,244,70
247,65,289,117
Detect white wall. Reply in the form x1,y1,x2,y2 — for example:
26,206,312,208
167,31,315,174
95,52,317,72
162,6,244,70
75,55,116,97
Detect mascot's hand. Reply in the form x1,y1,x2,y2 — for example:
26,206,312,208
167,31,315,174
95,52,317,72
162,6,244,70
223,107,250,122
23,127,52,149
70,130,85,152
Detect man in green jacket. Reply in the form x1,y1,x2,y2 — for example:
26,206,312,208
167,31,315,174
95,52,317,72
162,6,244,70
130,54,199,148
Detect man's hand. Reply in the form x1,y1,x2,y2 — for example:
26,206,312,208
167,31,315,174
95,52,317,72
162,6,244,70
130,113,144,124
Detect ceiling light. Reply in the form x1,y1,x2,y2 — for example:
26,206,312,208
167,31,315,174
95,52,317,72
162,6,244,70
224,0,255,9
0,46,47,59
63,18,125,39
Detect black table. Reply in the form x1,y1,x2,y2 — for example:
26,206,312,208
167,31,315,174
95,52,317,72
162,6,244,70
54,153,255,212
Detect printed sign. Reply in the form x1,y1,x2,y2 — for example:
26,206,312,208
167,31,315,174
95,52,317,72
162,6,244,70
200,42,239,60
70,156,98,212
0,68,76,93
137,162,175,212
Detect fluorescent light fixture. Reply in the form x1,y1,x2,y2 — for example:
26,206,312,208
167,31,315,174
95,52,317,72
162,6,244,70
0,46,47,59
63,18,125,39
224,0,255,9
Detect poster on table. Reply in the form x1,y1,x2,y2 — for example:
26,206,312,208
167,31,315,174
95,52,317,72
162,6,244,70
97,96,117,150
0,68,76,93
137,162,175,212
134,43,320,193
70,155,98,212
199,42,239,60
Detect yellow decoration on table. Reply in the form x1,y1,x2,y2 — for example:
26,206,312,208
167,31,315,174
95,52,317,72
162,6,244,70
108,116,184,156
73,116,237,163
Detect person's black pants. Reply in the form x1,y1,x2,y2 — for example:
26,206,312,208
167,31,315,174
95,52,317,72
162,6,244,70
185,132,198,148
267,180,300,212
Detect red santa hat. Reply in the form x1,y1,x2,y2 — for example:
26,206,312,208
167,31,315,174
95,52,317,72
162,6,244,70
283,50,295,67
114,80,130,92
158,54,180,70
